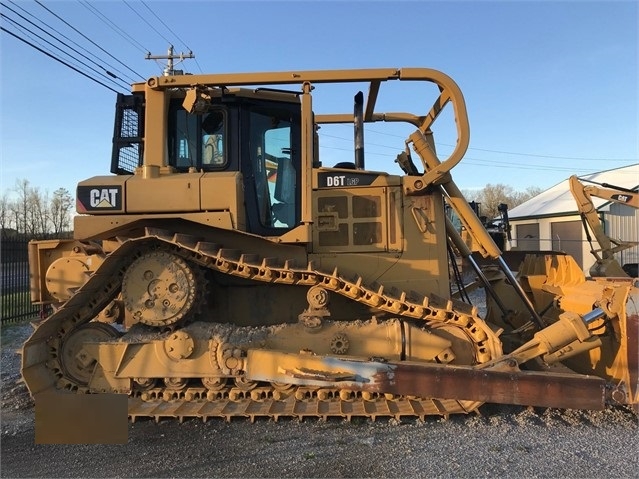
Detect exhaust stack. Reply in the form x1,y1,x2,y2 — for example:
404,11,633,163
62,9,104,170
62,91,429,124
354,91,365,169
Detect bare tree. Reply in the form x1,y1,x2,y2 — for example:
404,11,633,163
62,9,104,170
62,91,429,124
3,179,73,237
50,188,73,234
11,179,31,235
0,192,11,235
465,183,543,219
28,186,51,236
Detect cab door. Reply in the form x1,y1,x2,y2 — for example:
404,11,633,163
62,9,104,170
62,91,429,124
242,101,301,237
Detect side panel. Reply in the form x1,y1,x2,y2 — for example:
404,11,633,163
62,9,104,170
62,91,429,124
311,181,449,298
126,173,203,213
200,172,246,231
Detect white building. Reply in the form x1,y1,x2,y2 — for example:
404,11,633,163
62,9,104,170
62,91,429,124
508,164,639,275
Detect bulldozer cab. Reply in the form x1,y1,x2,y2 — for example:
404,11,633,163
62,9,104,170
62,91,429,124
105,69,479,253
111,89,302,236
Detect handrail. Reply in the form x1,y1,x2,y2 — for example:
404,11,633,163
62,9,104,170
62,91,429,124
143,67,470,177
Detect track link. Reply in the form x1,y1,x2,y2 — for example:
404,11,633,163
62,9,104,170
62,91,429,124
22,227,502,420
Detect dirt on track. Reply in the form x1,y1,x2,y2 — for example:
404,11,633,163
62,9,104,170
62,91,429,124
2,320,638,479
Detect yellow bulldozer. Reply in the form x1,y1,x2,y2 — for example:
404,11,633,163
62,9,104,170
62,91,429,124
22,67,638,421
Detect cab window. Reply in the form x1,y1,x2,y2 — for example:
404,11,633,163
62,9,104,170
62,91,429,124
250,110,297,229
169,104,227,171
202,111,225,167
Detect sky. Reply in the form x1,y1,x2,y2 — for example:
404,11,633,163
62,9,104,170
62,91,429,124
1,0,637,202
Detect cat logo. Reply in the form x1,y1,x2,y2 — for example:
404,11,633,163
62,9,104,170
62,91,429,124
611,194,632,204
90,188,119,208
77,185,122,211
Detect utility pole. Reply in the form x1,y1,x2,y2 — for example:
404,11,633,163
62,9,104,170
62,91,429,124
145,45,194,76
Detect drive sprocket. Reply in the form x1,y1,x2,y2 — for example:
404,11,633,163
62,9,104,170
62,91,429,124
122,250,200,327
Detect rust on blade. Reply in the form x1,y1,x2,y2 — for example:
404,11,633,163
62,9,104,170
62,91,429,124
365,361,606,410
246,349,606,410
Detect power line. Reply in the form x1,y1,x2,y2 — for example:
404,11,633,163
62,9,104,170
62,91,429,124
140,0,188,51
365,128,637,162
1,12,128,92
460,158,602,173
76,0,149,56
318,130,620,174
317,143,603,173
5,0,138,84
123,0,173,46
35,0,145,81
139,0,202,73
38,0,146,80
124,1,201,74
1,26,121,94
443,142,637,162
0,5,130,90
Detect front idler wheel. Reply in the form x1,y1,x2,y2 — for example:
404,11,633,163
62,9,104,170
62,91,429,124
59,322,120,386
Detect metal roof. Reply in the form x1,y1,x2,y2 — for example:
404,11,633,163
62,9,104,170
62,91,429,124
508,164,639,220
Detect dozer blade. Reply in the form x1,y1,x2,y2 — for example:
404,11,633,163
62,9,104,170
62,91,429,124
245,350,606,411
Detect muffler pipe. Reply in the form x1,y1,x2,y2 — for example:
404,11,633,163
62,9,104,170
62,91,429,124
354,91,364,169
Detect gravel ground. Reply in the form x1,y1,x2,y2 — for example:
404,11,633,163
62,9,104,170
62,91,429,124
2,317,638,479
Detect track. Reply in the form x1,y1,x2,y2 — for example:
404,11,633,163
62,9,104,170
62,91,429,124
21,227,503,420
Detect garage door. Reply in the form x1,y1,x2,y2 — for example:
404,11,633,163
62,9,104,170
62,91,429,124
551,220,583,267
516,223,540,250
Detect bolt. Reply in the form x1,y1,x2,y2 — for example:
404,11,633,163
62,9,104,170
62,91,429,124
611,389,626,403
250,390,262,401
225,357,239,370
339,390,352,401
